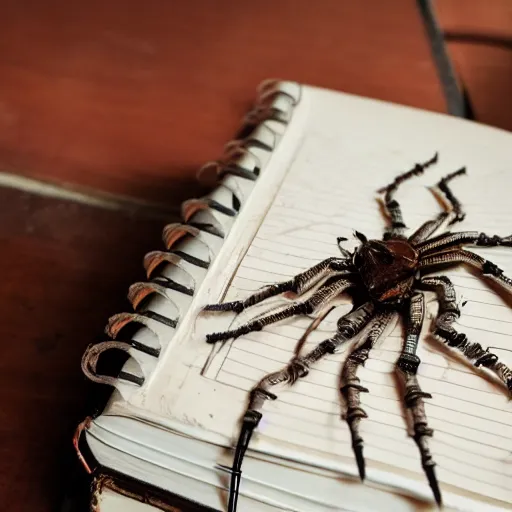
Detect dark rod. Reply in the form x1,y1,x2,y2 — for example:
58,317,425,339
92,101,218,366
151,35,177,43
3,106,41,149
416,0,473,119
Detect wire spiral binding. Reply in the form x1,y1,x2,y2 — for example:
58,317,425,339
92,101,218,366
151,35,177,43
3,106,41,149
81,79,301,391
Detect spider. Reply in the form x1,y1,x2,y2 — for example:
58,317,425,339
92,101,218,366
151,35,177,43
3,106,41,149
203,153,512,511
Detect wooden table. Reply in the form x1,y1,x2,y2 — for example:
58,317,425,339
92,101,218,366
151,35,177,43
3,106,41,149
0,1,509,510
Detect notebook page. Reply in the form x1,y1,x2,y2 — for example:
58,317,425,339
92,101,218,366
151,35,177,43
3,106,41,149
128,85,512,508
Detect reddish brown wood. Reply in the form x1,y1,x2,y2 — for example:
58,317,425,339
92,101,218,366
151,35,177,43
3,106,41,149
437,0,512,39
436,0,512,131
0,0,445,205
0,189,166,512
446,42,512,131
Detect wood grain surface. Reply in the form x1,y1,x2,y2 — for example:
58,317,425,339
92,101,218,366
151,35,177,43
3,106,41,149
0,0,445,205
438,0,512,39
436,0,512,131
444,42,512,131
0,1,510,511
0,189,166,511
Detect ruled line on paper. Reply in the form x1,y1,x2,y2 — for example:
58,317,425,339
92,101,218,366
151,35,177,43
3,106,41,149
216,366,511,449
222,346,511,416
229,340,509,388
214,372,511,498
215,367,511,495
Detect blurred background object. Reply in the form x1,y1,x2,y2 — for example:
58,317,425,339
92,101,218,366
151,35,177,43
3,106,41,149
0,1,509,511
437,0,512,131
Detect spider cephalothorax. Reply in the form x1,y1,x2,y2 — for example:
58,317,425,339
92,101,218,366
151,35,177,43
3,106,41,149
203,154,512,511
353,238,419,303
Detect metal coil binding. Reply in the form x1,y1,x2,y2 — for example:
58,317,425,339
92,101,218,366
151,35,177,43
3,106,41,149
81,80,301,390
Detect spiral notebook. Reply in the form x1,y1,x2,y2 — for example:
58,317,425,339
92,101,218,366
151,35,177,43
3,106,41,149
75,80,512,512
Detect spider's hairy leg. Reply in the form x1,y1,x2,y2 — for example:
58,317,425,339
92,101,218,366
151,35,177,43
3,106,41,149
408,212,450,246
203,256,351,313
340,311,394,480
206,277,354,343
377,153,438,240
416,231,512,256
224,302,375,512
252,302,375,400
420,249,512,294
436,166,467,224
420,275,512,391
395,293,441,506
409,166,467,244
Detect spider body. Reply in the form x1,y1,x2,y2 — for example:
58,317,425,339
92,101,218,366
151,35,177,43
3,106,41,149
203,154,512,511
354,238,419,303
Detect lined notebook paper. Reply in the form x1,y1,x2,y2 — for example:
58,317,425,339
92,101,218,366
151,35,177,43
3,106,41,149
114,85,512,509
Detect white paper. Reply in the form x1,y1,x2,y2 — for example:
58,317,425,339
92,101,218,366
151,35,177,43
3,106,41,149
118,84,512,509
